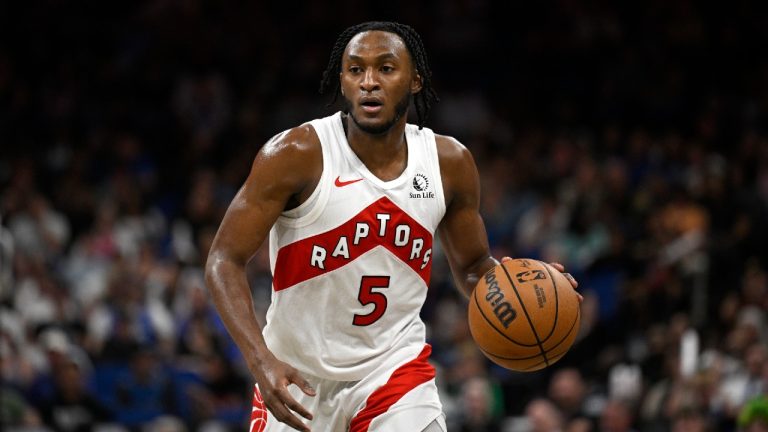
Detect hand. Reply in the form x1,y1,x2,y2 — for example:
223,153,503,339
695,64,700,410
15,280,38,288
252,353,315,432
501,257,583,302
547,262,583,302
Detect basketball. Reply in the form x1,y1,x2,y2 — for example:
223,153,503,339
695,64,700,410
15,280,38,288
468,258,581,372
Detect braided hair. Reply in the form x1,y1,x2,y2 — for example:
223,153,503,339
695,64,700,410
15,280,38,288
319,21,439,129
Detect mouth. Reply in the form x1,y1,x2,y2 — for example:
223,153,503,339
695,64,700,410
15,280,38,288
359,98,384,114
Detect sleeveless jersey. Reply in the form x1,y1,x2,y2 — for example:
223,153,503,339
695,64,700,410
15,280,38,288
262,112,446,381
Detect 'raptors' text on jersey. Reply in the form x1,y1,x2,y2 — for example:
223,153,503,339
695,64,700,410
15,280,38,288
262,112,446,381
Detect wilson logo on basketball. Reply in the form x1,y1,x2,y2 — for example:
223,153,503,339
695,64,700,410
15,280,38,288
482,270,517,328
410,173,435,199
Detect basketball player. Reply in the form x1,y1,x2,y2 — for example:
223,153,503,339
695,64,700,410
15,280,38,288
205,21,579,432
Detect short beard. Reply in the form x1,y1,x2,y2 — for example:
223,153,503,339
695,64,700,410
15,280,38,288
345,92,411,135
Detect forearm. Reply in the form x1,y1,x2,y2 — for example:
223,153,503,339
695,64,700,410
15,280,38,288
205,256,272,370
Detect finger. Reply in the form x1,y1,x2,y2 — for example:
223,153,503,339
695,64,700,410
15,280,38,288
564,272,579,289
277,388,314,421
269,401,311,432
501,256,513,262
549,262,565,272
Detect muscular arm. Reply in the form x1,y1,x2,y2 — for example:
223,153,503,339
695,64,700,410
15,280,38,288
436,136,498,298
436,136,580,300
204,125,321,431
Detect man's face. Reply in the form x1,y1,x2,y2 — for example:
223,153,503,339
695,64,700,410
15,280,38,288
340,30,422,135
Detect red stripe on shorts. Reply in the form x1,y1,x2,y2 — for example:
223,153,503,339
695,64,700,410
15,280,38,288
349,345,436,432
250,384,267,432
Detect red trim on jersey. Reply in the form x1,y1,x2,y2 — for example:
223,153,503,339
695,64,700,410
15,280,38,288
349,344,435,432
273,196,433,291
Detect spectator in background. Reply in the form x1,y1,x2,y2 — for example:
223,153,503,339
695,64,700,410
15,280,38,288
717,343,768,421
193,353,249,429
38,356,112,432
738,396,768,432
143,415,188,432
1,387,42,429
670,409,712,432
7,193,70,263
548,368,598,424
26,328,84,407
566,417,594,432
113,347,177,428
451,376,502,432
0,333,43,431
526,397,565,432
599,399,635,432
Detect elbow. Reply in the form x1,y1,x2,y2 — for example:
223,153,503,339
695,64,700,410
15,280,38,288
204,251,223,292
204,249,246,295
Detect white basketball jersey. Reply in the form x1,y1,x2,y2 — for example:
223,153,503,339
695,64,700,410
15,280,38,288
262,112,446,381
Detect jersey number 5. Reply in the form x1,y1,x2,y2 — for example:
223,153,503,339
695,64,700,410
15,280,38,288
352,276,390,326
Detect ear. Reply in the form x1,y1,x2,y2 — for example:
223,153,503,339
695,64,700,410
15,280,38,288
339,73,344,95
411,70,423,94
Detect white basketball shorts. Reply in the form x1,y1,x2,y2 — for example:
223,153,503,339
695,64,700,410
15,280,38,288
250,344,445,432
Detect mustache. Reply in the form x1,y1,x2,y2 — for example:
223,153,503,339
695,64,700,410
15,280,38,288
343,93,412,135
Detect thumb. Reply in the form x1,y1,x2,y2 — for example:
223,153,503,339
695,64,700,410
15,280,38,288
501,256,513,263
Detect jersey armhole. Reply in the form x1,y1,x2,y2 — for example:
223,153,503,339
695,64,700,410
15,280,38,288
276,122,331,228
425,129,447,219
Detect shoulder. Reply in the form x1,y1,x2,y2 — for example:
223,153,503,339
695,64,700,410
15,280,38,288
244,123,323,198
259,123,321,161
434,133,480,206
434,133,477,176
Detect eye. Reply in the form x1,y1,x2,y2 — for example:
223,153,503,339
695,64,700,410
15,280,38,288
380,65,394,73
348,66,362,74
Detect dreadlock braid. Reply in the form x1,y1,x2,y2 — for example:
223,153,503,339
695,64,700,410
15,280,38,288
319,21,439,129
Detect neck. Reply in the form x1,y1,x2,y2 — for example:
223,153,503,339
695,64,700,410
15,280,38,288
343,114,409,180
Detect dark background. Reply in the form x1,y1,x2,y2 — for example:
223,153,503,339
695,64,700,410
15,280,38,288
1,1,767,431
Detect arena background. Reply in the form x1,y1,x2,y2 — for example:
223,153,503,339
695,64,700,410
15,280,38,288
1,1,767,431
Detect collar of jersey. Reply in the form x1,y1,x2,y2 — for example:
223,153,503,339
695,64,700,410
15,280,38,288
333,112,414,190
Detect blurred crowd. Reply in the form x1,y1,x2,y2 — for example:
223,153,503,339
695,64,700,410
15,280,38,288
1,1,768,431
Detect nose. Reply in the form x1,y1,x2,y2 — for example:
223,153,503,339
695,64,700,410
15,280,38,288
359,68,379,92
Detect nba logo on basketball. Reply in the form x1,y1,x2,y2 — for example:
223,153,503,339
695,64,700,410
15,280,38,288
516,270,546,283
410,173,435,199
